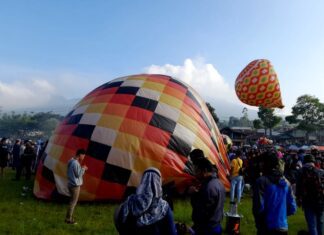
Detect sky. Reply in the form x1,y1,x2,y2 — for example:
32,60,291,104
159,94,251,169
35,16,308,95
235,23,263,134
0,1,323,120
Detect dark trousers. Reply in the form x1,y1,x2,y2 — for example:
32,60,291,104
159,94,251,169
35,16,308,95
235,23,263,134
304,205,324,235
16,157,32,180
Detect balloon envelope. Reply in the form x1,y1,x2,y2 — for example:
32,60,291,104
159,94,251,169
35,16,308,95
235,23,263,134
33,74,230,201
235,59,284,108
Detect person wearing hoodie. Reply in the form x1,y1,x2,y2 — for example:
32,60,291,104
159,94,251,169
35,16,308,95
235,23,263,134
296,154,324,235
114,167,177,235
252,151,297,235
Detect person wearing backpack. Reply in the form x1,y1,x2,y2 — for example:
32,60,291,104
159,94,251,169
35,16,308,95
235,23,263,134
230,150,244,204
296,154,324,235
253,151,297,235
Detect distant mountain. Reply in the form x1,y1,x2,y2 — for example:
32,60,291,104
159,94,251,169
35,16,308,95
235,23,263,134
2,97,258,120
3,98,79,116
207,99,258,120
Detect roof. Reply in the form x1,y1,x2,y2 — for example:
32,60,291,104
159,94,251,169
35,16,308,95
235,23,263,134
221,127,254,134
316,146,324,152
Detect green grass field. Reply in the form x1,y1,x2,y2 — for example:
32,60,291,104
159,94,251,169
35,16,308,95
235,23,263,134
0,169,308,234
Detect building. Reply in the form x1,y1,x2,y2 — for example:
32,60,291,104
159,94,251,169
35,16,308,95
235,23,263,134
220,127,254,147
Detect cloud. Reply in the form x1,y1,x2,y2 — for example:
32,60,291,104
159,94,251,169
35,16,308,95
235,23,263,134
0,79,57,109
0,65,106,111
145,58,237,104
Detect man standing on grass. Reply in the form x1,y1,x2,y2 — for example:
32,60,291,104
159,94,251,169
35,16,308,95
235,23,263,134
190,157,226,235
65,148,88,225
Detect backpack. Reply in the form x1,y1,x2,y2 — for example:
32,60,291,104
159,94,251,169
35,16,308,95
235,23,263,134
237,159,244,176
301,166,324,209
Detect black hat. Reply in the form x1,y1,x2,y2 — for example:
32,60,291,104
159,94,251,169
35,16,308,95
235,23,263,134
195,157,214,172
189,149,205,164
303,154,315,164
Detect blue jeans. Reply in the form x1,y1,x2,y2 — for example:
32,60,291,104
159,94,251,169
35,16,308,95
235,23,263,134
230,176,243,203
303,205,324,235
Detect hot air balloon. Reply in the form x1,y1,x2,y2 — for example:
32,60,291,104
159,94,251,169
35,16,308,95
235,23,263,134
235,59,284,108
33,74,230,201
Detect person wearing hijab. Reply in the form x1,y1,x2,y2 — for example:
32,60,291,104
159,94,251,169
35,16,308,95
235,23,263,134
114,167,177,235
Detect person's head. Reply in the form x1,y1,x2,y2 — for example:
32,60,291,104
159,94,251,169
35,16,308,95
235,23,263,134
303,154,315,165
235,150,242,158
262,151,280,174
0,138,7,144
25,141,33,148
194,157,214,180
137,167,163,198
75,148,86,161
189,149,205,165
311,149,319,157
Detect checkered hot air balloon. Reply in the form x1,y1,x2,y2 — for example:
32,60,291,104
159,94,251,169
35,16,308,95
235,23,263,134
33,74,230,201
235,59,284,108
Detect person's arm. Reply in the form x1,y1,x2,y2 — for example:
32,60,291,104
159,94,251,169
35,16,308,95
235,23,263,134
73,161,85,178
286,183,297,216
161,206,177,235
252,178,265,216
230,159,235,175
295,169,303,207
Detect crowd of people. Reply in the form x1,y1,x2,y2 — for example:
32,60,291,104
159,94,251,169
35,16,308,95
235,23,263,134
227,145,323,235
1,136,323,235
113,145,323,235
0,137,47,180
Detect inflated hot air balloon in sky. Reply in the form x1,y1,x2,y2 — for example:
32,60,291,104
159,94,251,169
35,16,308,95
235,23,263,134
235,59,284,108
34,74,230,201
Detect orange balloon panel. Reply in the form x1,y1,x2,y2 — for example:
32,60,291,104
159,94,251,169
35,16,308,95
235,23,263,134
235,59,284,108
33,74,230,201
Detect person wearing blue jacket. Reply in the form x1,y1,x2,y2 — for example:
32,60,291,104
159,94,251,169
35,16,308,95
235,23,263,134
253,151,297,235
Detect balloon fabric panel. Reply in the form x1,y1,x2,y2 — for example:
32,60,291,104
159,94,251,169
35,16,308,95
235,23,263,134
34,74,230,201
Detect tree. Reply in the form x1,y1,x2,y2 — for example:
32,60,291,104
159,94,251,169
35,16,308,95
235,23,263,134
228,116,240,127
240,107,252,127
0,111,63,139
39,118,60,138
285,95,324,143
206,102,219,124
258,106,282,136
253,119,263,129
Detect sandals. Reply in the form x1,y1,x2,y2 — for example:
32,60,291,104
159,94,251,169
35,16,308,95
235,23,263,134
65,219,78,225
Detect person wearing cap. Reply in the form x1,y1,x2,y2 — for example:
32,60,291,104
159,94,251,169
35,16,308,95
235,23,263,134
296,154,324,235
114,167,176,235
65,149,88,225
190,157,225,235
